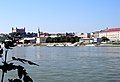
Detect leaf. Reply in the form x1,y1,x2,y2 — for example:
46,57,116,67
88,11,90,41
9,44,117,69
0,54,2,57
17,69,23,79
17,65,25,79
0,48,3,55
8,79,13,82
0,65,3,69
3,41,13,49
12,57,39,66
27,61,39,66
23,75,33,82
13,79,22,82
12,57,25,64
2,63,17,72
8,78,22,82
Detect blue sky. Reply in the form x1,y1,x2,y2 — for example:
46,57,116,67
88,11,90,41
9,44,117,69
0,0,120,33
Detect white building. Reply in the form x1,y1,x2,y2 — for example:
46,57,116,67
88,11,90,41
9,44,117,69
93,28,120,42
75,33,88,38
36,29,47,43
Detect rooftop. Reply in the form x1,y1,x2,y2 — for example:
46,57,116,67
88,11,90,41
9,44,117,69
100,27,120,32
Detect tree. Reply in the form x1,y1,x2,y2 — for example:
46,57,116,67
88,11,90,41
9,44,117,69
101,37,109,42
0,37,39,82
46,36,80,43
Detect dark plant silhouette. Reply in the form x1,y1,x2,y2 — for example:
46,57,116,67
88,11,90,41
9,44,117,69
0,38,39,82
101,37,109,42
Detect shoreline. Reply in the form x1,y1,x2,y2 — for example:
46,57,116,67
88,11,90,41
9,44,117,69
33,43,120,47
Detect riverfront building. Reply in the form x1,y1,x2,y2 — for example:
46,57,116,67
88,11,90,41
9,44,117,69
36,28,47,43
93,27,120,42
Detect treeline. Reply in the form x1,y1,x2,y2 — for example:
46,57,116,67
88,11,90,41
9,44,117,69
0,34,9,42
46,36,80,43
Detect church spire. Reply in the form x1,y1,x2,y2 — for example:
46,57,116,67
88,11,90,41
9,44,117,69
37,28,40,37
38,28,40,34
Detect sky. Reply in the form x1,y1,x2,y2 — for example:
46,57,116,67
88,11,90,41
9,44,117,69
0,0,120,33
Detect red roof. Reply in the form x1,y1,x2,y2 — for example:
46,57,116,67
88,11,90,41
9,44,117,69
100,28,120,32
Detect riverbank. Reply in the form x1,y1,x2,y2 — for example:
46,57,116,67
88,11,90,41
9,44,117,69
95,44,120,47
34,43,120,47
14,42,120,47
34,43,76,46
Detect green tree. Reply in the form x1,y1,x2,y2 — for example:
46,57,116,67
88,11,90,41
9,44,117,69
101,37,109,42
46,36,80,43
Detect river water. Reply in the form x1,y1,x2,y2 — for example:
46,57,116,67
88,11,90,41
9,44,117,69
1,46,120,82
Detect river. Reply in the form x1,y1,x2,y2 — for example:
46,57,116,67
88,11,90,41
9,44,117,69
1,46,120,82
